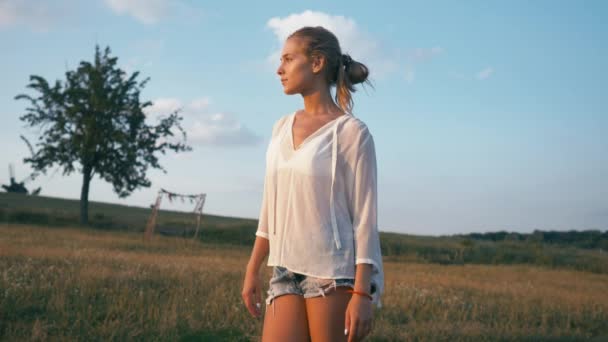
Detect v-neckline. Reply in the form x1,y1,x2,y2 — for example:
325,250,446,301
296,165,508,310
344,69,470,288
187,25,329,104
290,111,347,152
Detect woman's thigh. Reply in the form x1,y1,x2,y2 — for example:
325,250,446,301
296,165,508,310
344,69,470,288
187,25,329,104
262,293,310,342
304,286,352,342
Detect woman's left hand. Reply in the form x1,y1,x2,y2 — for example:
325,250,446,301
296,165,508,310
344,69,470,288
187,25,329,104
344,293,373,341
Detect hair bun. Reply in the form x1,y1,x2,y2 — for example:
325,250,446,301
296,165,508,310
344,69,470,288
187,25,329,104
342,54,353,68
344,57,369,86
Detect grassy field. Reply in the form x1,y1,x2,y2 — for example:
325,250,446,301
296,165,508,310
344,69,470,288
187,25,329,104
1,223,607,341
2,192,607,275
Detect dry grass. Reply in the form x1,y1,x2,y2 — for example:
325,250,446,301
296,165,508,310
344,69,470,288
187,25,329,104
1,223,607,341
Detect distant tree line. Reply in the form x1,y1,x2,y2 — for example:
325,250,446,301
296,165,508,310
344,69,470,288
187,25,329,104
453,229,608,250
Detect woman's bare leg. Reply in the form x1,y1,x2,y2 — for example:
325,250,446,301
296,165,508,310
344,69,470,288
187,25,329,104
262,294,310,342
305,286,352,342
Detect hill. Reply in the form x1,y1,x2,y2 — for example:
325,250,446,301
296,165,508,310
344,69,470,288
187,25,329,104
1,192,607,274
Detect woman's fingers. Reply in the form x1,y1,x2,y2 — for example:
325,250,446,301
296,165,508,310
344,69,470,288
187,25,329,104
348,318,359,342
344,310,372,342
349,318,373,341
246,293,261,317
241,290,254,316
256,280,263,313
344,310,350,338
241,279,262,318
243,271,266,318
345,309,355,341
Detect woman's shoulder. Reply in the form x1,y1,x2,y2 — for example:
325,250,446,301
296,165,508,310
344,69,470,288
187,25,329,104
341,114,372,140
270,112,295,137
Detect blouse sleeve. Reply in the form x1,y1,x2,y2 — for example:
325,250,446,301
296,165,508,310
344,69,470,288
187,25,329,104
255,115,286,240
255,170,270,240
352,132,383,279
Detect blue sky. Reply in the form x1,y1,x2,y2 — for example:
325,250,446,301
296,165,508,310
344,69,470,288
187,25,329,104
1,0,606,235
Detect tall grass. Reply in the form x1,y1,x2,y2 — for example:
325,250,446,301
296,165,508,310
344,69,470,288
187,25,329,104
2,192,607,275
1,223,607,341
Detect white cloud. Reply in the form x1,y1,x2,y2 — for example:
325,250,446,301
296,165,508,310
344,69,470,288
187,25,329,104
104,0,203,25
145,97,261,147
104,0,171,24
266,10,398,78
0,0,22,27
0,0,66,31
476,67,494,80
187,112,262,147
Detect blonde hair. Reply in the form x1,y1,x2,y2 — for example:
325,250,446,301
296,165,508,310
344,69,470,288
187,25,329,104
288,26,373,114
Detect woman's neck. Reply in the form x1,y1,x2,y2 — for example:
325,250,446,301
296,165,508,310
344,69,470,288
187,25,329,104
301,87,342,117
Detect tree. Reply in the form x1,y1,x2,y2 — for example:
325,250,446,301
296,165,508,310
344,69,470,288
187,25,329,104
16,45,191,225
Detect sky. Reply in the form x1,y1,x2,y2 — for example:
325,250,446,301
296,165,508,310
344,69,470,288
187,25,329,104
1,0,606,236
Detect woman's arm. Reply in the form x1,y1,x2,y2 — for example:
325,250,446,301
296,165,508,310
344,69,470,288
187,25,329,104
247,236,269,274
354,263,373,293
346,257,375,341
345,127,383,338
351,130,382,294
243,171,270,318
242,236,269,318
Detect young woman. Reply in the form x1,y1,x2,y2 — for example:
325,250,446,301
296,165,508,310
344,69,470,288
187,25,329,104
242,26,384,342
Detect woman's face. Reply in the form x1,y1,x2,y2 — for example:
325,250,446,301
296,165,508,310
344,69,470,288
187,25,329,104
276,37,319,95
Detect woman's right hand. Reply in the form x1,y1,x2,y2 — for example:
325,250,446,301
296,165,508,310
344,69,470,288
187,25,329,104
241,269,263,318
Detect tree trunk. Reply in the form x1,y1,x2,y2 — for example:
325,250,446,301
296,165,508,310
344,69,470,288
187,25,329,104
80,165,92,225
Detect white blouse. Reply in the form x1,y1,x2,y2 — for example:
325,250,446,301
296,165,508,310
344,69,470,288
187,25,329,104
255,111,384,308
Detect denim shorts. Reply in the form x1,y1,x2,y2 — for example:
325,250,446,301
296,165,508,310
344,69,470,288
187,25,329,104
265,266,355,317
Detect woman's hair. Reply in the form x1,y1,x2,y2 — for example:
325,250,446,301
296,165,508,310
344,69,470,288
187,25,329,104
288,26,373,114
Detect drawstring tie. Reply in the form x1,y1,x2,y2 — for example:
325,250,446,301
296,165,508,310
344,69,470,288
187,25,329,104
272,115,292,236
330,117,343,250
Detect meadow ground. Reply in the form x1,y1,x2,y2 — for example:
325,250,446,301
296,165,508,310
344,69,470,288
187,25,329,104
1,223,607,341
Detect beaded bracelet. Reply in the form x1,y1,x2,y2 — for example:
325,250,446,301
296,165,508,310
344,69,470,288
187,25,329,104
347,289,373,301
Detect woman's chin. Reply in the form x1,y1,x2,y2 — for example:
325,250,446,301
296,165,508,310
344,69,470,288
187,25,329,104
283,87,297,95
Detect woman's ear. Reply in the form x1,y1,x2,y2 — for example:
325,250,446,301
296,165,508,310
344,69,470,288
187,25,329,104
311,54,325,74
